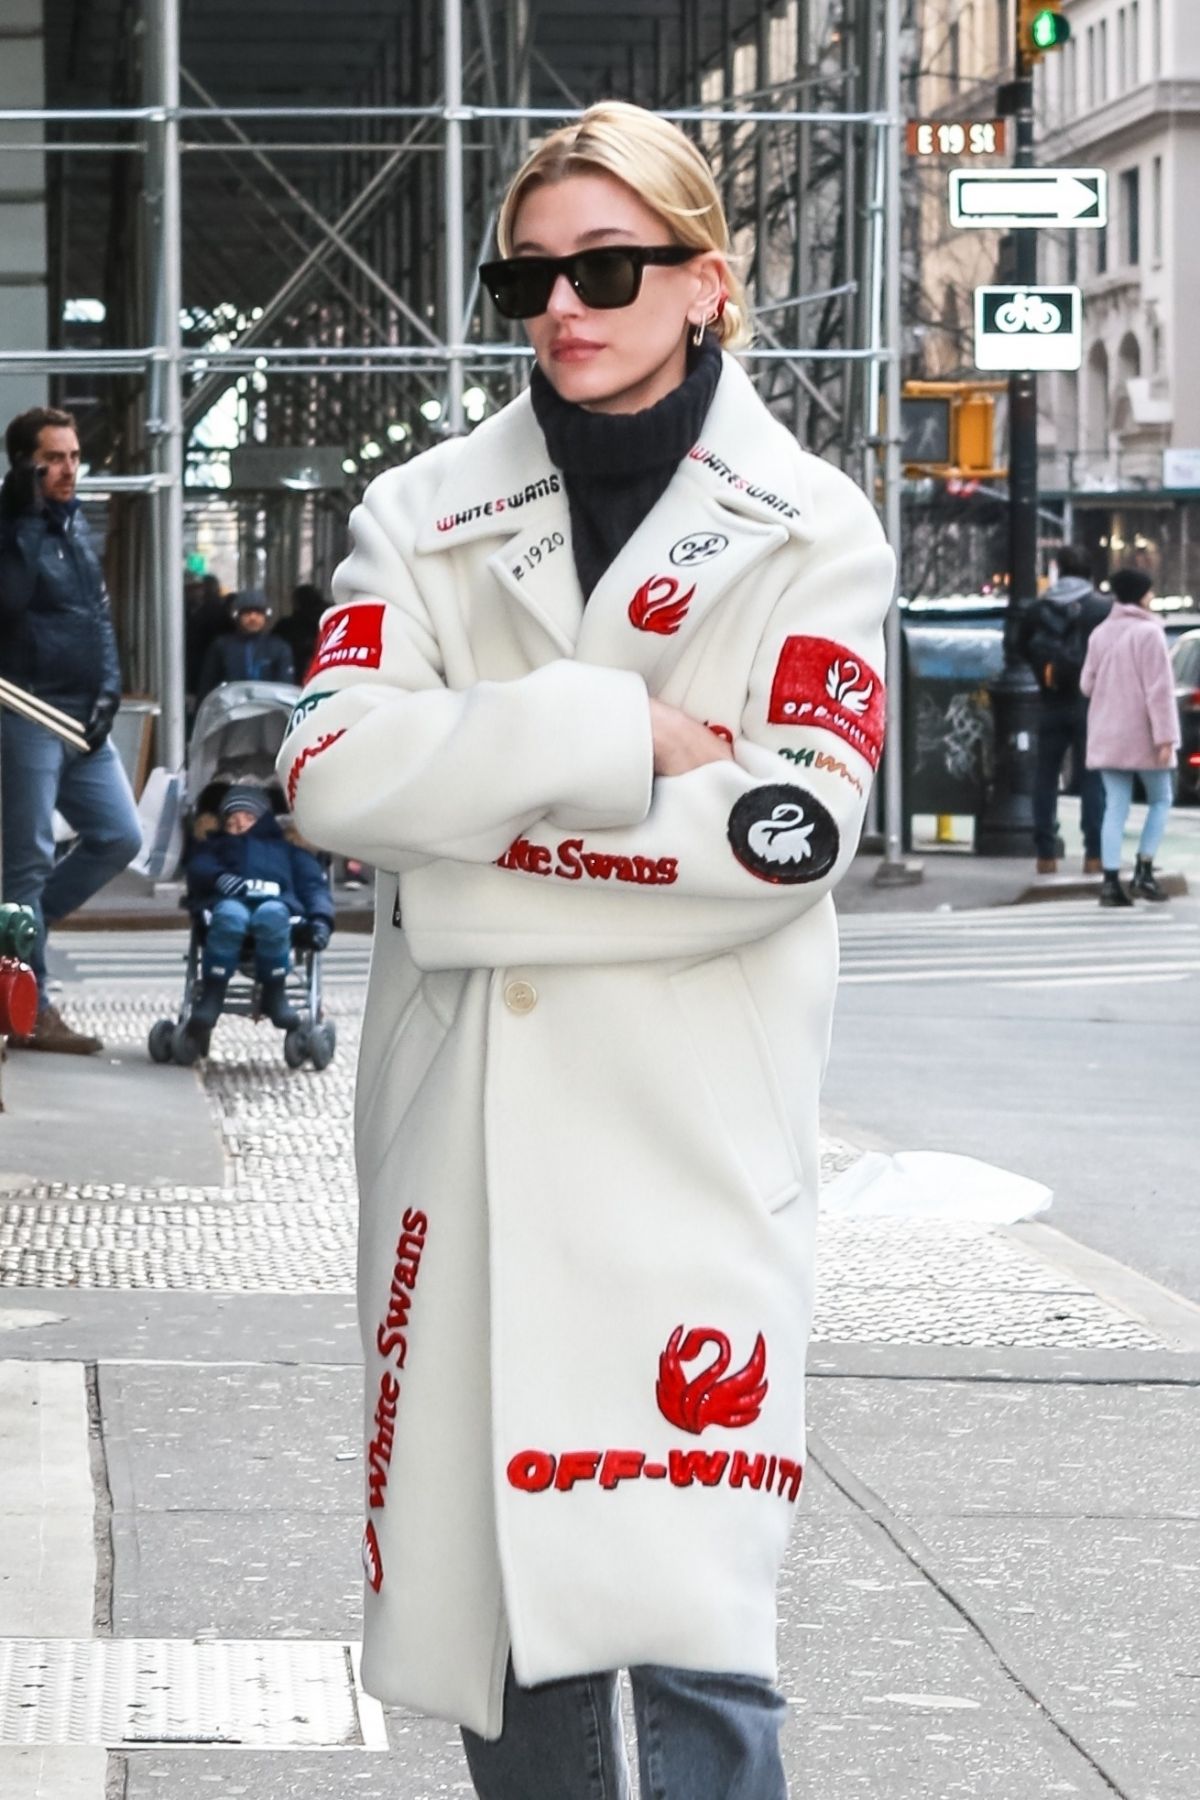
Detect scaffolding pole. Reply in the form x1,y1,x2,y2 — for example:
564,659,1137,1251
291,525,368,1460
874,0,919,884
146,0,187,771
444,0,466,436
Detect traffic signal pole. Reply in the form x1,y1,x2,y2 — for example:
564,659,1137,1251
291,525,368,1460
1008,74,1040,621
974,52,1042,855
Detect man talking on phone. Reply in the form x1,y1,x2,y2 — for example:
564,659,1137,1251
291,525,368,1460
0,406,142,1053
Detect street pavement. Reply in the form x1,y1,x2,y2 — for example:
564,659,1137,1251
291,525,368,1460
1,842,1198,1798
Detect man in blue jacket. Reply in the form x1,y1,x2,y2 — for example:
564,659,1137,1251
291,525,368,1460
195,591,295,701
185,785,334,1046
0,406,142,1053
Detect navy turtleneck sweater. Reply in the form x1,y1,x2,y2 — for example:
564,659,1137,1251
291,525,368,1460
530,333,723,600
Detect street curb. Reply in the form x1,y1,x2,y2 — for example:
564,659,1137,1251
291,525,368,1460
1013,869,1189,905
1005,1221,1200,1351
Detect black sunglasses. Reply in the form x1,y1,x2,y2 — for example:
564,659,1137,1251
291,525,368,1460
479,245,698,320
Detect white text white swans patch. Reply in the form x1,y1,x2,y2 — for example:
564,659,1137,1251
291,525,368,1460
767,635,885,770
727,784,840,885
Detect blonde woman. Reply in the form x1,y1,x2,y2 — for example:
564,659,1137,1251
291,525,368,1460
280,101,894,1799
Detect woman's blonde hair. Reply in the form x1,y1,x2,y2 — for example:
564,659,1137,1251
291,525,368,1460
496,101,752,350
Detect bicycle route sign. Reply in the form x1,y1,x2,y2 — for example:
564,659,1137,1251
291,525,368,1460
950,167,1106,229
974,286,1082,371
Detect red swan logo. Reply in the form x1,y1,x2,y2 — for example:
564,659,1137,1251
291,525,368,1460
655,1326,768,1434
362,1520,383,1593
628,575,696,636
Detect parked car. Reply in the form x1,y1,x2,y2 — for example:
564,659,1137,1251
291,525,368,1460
1170,629,1200,803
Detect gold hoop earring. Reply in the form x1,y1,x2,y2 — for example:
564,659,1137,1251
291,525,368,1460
691,320,705,347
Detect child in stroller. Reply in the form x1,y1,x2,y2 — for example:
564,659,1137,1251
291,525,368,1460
183,783,334,1052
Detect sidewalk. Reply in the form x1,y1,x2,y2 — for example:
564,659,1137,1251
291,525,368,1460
1,955,1198,1795
61,793,1200,928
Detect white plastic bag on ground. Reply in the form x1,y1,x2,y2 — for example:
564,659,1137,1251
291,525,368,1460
820,1150,1051,1224
129,767,186,882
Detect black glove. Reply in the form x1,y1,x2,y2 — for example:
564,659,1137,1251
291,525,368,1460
307,918,332,951
0,459,45,518
83,693,118,753
216,873,248,898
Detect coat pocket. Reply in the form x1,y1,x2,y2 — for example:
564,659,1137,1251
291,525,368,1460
355,984,450,1188
669,954,803,1213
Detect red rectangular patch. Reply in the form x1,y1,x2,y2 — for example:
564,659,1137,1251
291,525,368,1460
767,636,885,770
308,603,385,677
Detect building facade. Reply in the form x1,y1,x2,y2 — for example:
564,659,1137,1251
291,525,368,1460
913,0,1200,594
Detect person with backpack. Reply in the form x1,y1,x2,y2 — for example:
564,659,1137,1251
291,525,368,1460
1017,545,1111,875
1080,568,1179,906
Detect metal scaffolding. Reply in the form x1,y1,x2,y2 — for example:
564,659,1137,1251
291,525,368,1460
2,0,904,865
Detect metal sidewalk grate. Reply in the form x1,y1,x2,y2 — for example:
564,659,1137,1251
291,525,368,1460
0,1639,363,1747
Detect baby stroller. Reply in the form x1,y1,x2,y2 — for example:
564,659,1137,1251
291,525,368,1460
147,680,338,1072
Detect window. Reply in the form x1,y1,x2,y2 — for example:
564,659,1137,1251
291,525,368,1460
1117,9,1127,92
948,19,961,93
1152,154,1163,263
1087,26,1097,107
1099,21,1108,101
1152,0,1162,75
1131,1,1141,83
1096,223,1109,276
1066,231,1078,286
1067,39,1079,116
1121,168,1141,264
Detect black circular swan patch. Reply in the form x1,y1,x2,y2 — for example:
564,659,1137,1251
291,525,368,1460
726,783,840,884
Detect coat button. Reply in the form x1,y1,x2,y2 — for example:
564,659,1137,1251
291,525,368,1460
503,979,537,1014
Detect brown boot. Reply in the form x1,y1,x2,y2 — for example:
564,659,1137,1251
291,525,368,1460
9,1003,103,1056
1083,856,1103,875
1035,857,1058,875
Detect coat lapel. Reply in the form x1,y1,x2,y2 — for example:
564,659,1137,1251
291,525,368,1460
572,483,786,686
417,393,584,658
415,354,819,676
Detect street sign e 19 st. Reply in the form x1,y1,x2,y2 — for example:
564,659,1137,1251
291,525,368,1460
974,286,1082,371
950,167,1106,229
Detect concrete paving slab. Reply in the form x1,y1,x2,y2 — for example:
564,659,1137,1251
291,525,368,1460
0,1046,224,1190
778,1519,1011,1714
1068,1710,1200,1800
0,1291,360,1363
0,1746,106,1800
111,1509,362,1639
781,1703,1118,1799
0,1362,95,1635
809,1378,1200,1517
120,1745,467,1800
916,1517,1200,1719
99,1364,361,1512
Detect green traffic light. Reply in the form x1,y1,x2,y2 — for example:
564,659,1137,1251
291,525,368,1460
1031,9,1071,50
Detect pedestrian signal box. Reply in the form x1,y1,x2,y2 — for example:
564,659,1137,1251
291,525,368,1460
1018,0,1070,62
901,381,1006,480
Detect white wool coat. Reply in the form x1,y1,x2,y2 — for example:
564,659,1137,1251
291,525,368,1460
278,353,895,1739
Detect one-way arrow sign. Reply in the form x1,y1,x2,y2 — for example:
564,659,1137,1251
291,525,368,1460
949,167,1107,229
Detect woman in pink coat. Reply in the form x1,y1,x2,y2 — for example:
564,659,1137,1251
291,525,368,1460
1080,568,1180,905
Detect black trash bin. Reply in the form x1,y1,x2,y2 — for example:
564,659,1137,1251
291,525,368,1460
901,607,1006,839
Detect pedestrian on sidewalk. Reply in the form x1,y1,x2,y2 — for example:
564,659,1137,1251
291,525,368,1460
1080,568,1179,906
280,101,894,1800
194,590,295,702
1016,544,1110,875
0,405,142,1054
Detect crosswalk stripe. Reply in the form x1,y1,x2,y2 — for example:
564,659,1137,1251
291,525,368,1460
996,972,1189,990
841,957,1200,986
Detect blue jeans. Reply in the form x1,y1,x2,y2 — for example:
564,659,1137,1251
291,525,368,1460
203,896,292,979
0,710,142,1005
1034,698,1105,860
1099,768,1174,870
461,1662,788,1800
